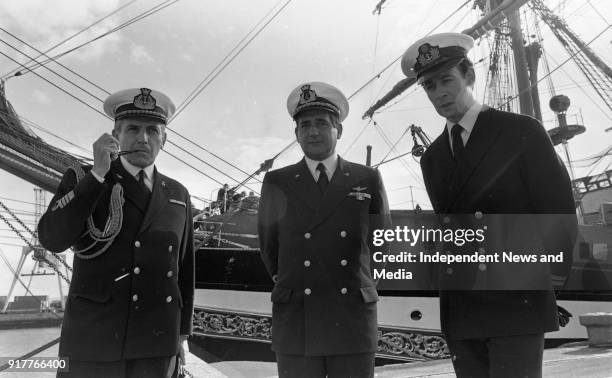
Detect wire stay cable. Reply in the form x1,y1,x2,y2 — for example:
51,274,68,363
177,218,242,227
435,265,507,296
1,0,138,79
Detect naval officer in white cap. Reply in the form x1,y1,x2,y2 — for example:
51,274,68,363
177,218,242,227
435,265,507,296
39,87,194,378
401,33,577,377
258,82,391,378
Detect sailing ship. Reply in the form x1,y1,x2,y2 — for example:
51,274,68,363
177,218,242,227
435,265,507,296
0,0,610,365
188,0,612,363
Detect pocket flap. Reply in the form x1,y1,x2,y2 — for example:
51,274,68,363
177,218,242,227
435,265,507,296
271,286,292,303
71,291,111,303
360,286,379,303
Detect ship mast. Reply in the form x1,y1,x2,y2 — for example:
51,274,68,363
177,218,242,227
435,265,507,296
506,5,536,117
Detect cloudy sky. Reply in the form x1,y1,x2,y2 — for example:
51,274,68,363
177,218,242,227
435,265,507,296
0,0,611,298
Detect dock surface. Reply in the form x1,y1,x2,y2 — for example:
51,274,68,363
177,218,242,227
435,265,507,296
2,326,611,378
374,342,612,377
212,342,612,378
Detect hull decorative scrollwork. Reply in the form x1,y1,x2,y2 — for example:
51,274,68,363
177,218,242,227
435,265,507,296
377,329,450,360
193,308,271,341
192,307,449,361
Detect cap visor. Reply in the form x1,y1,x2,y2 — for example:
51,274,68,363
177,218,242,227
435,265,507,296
293,103,340,120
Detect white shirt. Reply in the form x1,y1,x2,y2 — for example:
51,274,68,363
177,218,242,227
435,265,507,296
120,156,155,191
445,101,483,153
304,154,338,182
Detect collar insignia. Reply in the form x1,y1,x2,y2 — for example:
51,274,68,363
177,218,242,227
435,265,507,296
133,88,156,110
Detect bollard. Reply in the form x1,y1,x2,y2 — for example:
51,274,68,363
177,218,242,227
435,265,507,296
579,312,612,347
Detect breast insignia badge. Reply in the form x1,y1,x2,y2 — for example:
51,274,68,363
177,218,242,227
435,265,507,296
348,186,371,201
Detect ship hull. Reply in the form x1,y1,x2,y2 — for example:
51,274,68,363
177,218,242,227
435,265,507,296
191,210,611,363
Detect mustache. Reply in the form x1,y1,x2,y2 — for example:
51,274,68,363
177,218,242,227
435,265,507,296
117,149,149,156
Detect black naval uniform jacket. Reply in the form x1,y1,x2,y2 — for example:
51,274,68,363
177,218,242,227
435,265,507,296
38,159,194,361
258,157,391,356
420,107,577,340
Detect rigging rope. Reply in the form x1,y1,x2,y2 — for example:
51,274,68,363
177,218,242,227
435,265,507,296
171,0,286,117
497,23,612,113
0,50,110,119
0,109,92,155
0,26,262,190
347,0,471,101
164,139,258,193
165,127,261,184
372,121,423,185
0,209,71,284
0,201,72,272
170,0,293,123
544,52,612,123
377,125,410,164
3,0,180,78
0,36,105,102
0,27,110,96
1,0,138,79
265,0,472,172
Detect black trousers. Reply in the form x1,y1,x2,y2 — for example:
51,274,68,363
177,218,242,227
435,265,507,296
447,333,544,378
276,352,375,378
56,356,176,378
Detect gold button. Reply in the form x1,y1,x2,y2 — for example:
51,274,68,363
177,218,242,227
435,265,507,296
304,288,311,295
340,288,347,294
479,263,487,271
132,294,138,302
478,247,485,254
168,245,173,252
304,233,311,239
340,231,347,238
446,267,453,275
134,241,141,248
133,267,140,274
166,296,172,303
475,211,483,219
443,216,450,224
304,260,311,267
340,259,348,266
166,271,173,278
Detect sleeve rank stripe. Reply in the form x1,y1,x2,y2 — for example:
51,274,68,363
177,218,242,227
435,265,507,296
51,191,75,212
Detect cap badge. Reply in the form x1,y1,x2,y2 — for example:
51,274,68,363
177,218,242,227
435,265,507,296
133,88,156,110
416,43,440,67
298,84,317,105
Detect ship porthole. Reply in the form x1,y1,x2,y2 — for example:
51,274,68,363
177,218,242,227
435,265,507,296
410,310,422,321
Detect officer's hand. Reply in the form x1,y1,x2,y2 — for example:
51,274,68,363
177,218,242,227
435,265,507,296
558,305,572,327
92,133,119,177
177,335,188,375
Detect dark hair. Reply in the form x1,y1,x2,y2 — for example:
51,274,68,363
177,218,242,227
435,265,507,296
457,57,474,78
294,110,341,128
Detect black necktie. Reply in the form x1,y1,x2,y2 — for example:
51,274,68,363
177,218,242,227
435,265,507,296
316,163,329,193
451,124,465,159
138,170,151,197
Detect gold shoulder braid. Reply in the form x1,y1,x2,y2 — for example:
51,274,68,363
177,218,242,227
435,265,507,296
69,165,125,259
